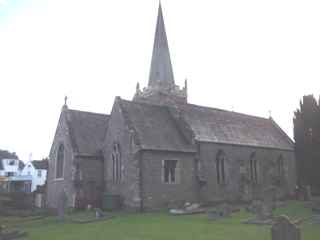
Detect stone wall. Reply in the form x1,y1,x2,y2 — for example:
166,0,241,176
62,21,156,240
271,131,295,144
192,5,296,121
198,142,296,203
140,150,197,210
47,110,75,209
103,100,141,209
76,156,104,207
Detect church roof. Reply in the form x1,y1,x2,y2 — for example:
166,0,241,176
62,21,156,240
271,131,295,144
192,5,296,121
119,98,293,151
66,109,109,156
18,160,25,170
148,3,175,88
119,99,195,152
177,103,294,150
32,160,48,170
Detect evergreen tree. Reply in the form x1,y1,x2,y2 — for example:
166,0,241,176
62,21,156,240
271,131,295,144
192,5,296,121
294,95,320,190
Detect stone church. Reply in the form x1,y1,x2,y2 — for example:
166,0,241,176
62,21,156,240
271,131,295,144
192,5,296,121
47,4,296,210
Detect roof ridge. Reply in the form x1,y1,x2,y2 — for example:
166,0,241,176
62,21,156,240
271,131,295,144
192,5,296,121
183,102,270,121
122,98,164,108
128,98,269,122
68,108,109,117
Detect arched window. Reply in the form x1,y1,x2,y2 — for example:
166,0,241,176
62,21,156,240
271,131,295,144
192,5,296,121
216,150,226,184
250,152,258,184
56,144,64,179
112,142,121,183
277,155,284,178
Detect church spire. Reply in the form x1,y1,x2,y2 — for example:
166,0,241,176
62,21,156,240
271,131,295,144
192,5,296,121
148,2,175,88
133,3,187,105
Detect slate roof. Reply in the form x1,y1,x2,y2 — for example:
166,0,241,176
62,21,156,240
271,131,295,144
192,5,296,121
177,103,294,150
119,99,293,151
32,160,48,170
18,160,25,170
119,100,195,152
66,109,109,156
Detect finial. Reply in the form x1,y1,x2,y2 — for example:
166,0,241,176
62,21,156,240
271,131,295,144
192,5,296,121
136,82,140,91
268,110,272,119
64,96,68,106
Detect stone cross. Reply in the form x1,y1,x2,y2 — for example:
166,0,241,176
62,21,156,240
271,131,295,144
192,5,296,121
271,215,300,240
305,185,312,201
57,190,68,221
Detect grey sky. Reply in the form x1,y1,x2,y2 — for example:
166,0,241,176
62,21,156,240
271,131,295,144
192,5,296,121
0,0,320,160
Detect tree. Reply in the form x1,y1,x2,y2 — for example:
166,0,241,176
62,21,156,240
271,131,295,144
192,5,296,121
0,149,18,160
294,95,320,191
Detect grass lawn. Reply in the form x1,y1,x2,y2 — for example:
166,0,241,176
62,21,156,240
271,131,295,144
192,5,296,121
2,201,320,240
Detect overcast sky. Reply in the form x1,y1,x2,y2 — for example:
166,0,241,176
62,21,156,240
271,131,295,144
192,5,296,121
0,0,320,161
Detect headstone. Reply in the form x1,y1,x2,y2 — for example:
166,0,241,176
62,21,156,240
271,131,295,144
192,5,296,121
243,199,273,225
259,202,273,220
271,215,300,240
311,200,320,224
57,190,68,221
305,185,312,201
219,203,232,217
207,209,224,220
207,203,231,221
95,208,105,219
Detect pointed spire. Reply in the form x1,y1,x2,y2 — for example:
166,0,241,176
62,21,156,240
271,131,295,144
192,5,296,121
148,2,175,88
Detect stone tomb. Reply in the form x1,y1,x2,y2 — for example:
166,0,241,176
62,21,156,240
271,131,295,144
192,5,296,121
0,225,27,240
271,215,300,240
207,203,232,221
243,188,275,225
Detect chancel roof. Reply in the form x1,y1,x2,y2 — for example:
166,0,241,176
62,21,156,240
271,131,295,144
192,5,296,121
66,109,109,156
177,103,294,150
119,98,293,151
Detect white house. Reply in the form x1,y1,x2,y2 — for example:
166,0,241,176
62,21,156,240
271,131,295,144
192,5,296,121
21,160,47,192
0,158,24,177
0,158,31,192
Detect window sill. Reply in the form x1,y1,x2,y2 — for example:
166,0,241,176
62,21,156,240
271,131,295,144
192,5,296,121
54,178,64,181
163,182,179,185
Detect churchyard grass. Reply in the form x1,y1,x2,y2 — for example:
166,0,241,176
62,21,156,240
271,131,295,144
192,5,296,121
2,201,319,240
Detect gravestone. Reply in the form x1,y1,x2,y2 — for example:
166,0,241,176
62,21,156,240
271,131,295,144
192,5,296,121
57,190,68,221
305,185,312,201
95,208,105,219
271,215,300,240
243,198,273,225
312,201,320,224
207,203,232,221
260,201,273,220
